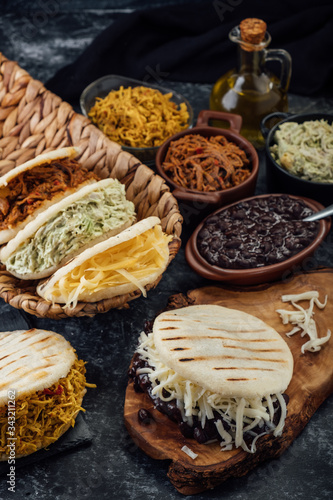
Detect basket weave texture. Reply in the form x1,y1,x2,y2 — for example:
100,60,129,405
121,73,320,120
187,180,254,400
0,53,182,318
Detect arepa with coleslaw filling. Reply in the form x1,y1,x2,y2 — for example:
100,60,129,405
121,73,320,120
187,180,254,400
0,178,136,280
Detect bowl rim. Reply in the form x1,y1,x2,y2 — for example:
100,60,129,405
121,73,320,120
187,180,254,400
264,112,333,187
155,120,259,199
79,74,194,153
185,193,331,282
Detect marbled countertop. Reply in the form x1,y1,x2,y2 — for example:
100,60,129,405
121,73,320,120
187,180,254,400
0,4,333,500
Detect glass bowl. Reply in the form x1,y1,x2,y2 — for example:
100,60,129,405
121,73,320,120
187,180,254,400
80,75,194,166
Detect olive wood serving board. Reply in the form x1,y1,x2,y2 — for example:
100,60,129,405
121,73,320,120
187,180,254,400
124,268,333,495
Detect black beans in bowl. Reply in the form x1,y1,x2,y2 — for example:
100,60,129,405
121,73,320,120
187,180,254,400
197,195,319,270
185,194,331,285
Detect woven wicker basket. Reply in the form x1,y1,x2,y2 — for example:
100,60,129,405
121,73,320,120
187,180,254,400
0,53,183,319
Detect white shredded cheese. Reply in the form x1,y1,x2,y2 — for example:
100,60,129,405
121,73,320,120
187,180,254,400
276,291,331,353
181,445,198,460
136,331,287,454
273,392,288,436
214,419,233,448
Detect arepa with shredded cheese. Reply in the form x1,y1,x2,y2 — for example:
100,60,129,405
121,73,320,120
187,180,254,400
153,305,293,397
37,216,173,308
0,328,91,460
132,304,294,453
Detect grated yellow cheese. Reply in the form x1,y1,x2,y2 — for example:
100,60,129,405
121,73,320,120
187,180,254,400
88,86,190,148
46,225,172,308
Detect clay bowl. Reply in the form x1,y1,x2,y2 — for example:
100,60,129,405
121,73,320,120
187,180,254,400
261,112,333,207
155,110,259,213
185,193,331,286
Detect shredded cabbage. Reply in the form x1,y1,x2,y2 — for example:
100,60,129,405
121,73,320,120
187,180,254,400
6,180,135,275
270,119,333,183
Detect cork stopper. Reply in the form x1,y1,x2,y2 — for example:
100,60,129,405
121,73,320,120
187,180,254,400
240,18,267,45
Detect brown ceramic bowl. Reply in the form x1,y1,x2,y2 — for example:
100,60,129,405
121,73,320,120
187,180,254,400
185,193,331,286
155,110,259,210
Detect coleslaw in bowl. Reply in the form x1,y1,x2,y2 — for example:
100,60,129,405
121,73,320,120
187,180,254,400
261,112,333,206
270,119,333,183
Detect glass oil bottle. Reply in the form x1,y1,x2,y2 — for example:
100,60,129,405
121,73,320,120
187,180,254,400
210,18,292,148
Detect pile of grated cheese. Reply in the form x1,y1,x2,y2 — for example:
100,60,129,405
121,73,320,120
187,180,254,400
136,331,287,454
276,291,331,353
46,225,172,309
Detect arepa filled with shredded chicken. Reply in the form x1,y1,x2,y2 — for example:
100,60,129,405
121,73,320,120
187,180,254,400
128,304,294,453
0,328,94,460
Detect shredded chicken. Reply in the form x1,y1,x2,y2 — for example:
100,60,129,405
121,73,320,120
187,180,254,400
0,359,92,458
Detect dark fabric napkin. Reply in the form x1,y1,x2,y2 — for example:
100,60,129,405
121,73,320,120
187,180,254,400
46,0,333,109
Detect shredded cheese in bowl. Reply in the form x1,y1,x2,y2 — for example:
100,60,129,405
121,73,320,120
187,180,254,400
88,85,190,148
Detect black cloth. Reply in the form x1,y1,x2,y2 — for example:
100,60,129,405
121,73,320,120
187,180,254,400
46,0,333,108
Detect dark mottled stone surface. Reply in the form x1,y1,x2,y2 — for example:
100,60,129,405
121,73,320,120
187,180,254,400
0,3,333,499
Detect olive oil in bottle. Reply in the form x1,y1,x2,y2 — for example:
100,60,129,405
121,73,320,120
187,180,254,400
210,18,292,148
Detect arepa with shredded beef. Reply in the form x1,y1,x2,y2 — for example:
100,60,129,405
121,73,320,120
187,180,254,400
0,146,98,244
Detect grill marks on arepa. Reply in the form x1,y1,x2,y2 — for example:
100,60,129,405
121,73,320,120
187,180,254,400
0,328,89,461
159,322,287,378
0,329,76,404
153,305,293,396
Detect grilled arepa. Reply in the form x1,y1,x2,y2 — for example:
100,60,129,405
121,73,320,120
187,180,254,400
0,328,91,460
129,304,293,453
